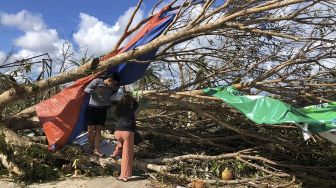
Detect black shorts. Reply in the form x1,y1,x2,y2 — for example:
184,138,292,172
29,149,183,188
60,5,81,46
87,106,109,126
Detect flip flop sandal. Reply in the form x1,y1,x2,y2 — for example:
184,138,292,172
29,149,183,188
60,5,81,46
116,177,128,182
109,155,117,160
93,151,106,157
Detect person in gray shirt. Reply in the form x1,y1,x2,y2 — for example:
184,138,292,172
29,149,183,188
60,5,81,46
84,73,120,157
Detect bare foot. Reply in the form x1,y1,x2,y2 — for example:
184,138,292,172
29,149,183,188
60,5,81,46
93,150,106,157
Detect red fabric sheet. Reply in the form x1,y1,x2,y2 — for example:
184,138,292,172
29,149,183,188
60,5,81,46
36,6,171,150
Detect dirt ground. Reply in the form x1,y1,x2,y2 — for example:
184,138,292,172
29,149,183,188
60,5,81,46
0,176,170,188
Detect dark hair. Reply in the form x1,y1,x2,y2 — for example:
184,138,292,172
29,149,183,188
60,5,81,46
115,93,135,117
120,93,134,108
108,73,120,83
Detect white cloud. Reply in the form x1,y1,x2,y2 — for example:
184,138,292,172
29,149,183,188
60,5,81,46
165,4,224,62
118,7,144,29
73,7,144,56
1,7,147,60
0,10,64,56
0,10,70,79
0,10,46,32
73,13,120,56
0,51,6,63
13,49,38,59
0,6,148,78
15,29,60,53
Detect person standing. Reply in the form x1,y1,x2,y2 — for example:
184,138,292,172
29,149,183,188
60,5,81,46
111,93,138,182
84,73,120,157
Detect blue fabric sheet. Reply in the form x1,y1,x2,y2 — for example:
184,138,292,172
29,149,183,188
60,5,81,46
66,13,175,144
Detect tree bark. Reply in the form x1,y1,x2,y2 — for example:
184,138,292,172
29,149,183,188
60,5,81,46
0,0,305,111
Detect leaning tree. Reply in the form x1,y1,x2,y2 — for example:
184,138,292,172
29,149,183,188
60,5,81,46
0,0,335,186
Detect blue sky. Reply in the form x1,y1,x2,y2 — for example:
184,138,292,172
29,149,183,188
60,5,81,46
0,0,163,58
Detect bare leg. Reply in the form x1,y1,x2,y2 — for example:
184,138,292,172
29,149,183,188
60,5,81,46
112,131,123,157
88,125,96,153
93,125,104,155
120,131,134,179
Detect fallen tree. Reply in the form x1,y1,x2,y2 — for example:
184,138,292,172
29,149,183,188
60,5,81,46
0,0,335,187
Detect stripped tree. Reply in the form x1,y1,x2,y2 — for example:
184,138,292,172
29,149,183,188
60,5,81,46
0,0,335,186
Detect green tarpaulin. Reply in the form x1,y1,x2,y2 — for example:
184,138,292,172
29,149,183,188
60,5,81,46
203,86,336,143
299,102,336,131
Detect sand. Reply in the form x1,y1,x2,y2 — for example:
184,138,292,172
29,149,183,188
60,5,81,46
0,176,157,188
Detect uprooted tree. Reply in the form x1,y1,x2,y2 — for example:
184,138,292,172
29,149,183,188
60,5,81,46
0,0,336,186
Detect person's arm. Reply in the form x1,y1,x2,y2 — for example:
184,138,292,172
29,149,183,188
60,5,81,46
84,79,98,94
110,92,123,103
